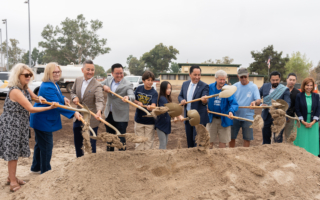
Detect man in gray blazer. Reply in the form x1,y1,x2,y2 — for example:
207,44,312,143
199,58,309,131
101,63,135,151
71,60,104,157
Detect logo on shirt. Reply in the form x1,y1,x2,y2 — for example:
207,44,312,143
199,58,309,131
247,91,252,98
137,93,152,105
214,96,221,106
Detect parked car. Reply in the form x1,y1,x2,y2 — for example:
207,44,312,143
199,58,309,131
124,76,157,91
0,72,42,97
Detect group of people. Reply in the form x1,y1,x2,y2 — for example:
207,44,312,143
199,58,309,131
0,61,319,192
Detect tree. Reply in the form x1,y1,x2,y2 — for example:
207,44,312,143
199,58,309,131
126,55,133,65
248,45,289,82
141,43,179,77
0,39,25,70
39,14,111,65
170,62,180,73
309,61,320,83
128,56,145,75
202,56,234,64
284,52,313,83
22,47,45,67
94,64,107,78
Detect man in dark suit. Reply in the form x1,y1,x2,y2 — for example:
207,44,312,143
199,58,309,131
178,65,209,148
259,71,291,144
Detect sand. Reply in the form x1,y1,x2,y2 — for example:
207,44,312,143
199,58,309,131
3,144,320,200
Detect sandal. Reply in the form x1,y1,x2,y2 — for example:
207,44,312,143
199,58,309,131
10,184,21,192
6,177,26,185
16,178,26,185
6,177,10,185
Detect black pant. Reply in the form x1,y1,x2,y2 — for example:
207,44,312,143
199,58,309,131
73,120,98,157
105,112,128,151
262,114,284,144
185,120,198,148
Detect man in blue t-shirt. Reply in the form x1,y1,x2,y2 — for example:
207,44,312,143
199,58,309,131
230,68,261,148
134,71,158,150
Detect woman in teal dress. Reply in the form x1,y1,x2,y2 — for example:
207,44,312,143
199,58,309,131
294,77,320,156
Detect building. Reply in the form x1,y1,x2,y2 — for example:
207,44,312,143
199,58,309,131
159,63,265,87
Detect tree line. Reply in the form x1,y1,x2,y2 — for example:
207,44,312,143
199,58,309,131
0,14,319,83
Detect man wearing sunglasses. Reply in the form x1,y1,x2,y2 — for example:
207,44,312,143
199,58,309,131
229,68,261,148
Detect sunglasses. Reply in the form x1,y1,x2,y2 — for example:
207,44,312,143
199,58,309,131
240,76,248,79
20,73,33,78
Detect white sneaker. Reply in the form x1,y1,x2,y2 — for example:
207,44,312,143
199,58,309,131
30,170,41,174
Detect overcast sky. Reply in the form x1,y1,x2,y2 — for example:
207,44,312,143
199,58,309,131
1,0,319,71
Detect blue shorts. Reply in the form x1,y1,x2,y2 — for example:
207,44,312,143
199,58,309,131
231,119,253,141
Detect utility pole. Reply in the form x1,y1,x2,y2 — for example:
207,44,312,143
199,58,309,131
2,19,8,71
0,29,2,72
25,0,32,68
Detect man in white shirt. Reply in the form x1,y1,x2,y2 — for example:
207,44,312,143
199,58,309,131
178,65,209,148
71,60,104,157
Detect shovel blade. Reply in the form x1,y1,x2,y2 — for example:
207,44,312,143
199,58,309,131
164,103,183,118
187,109,200,126
218,85,237,98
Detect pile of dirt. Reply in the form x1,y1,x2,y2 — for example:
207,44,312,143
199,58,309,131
10,144,320,200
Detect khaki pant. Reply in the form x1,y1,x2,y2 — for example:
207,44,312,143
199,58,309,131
134,122,155,150
207,118,231,143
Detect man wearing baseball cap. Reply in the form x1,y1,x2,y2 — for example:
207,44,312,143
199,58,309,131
229,68,261,147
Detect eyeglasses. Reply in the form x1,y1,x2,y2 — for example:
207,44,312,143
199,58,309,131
240,76,248,79
114,73,123,76
20,73,33,78
53,71,61,75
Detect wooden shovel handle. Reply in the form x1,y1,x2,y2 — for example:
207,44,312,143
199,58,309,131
179,94,218,106
77,102,121,135
32,97,69,110
207,110,253,123
239,106,271,109
108,90,151,115
108,90,137,108
142,105,157,109
66,103,97,137
171,118,189,122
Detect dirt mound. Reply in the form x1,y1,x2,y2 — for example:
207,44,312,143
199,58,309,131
10,144,320,200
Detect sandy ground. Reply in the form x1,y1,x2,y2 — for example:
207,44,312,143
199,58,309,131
0,86,295,199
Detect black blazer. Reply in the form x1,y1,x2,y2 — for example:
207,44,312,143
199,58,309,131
295,92,320,122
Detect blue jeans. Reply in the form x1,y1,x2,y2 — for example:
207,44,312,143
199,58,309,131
231,119,254,140
31,129,53,174
105,112,128,151
73,120,99,158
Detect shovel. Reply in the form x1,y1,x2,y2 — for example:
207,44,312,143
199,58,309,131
32,97,93,153
179,85,237,105
32,98,93,135
76,102,149,143
66,103,96,137
76,102,121,135
142,104,183,118
171,109,200,126
207,110,264,129
107,90,152,117
239,99,289,112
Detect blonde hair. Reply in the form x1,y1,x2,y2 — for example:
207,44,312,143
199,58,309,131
8,63,34,90
42,62,62,82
